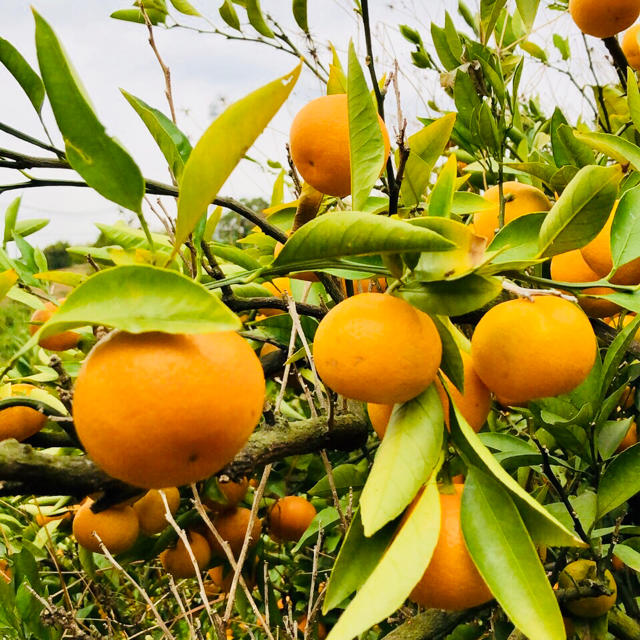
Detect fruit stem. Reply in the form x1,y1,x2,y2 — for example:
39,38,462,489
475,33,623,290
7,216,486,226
501,279,577,303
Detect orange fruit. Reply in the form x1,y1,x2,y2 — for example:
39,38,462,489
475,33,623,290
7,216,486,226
569,0,640,37
410,484,493,610
620,385,636,409
313,293,442,404
558,560,617,617
132,488,181,535
207,507,262,558
259,342,280,358
471,296,597,405
160,531,211,578
581,204,640,284
259,278,292,316
0,559,11,584
289,94,391,198
298,615,327,639
29,299,80,351
72,499,140,555
472,181,551,241
612,555,626,571
616,421,637,453
550,250,621,318
367,352,490,438
0,384,47,442
204,478,249,512
35,509,73,527
269,496,317,542
72,331,265,489
204,565,234,595
623,24,640,68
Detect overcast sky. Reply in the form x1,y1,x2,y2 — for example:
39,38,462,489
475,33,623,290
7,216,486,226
0,0,619,248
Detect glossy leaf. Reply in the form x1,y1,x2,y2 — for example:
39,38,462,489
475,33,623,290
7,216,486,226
516,0,540,30
121,90,192,180
15,219,49,240
553,34,570,60
480,0,507,43
327,43,347,95
433,317,464,392
400,275,502,317
34,11,145,214
175,62,300,250
219,0,241,30
462,468,564,640
428,154,457,217
292,0,308,32
450,191,494,215
575,131,640,172
348,42,386,211
551,111,594,168
537,164,621,257
271,212,454,271
401,113,456,205
34,270,86,288
611,185,640,270
309,461,368,497
360,385,444,536
3,197,21,246
110,9,167,25
323,508,396,613
36,265,240,341
246,0,274,37
597,444,640,519
169,0,200,16
0,37,44,114
326,481,440,640
489,212,546,263
614,544,640,572
600,314,640,399
597,418,634,460
628,68,640,133
449,406,585,546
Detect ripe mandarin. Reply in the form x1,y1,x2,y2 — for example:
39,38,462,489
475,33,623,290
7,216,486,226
471,296,597,405
410,484,493,610
132,488,181,536
207,507,262,558
289,94,390,198
160,531,211,578
550,249,620,318
569,0,640,38
72,331,265,489
269,496,317,542
73,499,140,555
623,24,640,69
313,293,442,404
204,477,249,513
0,384,47,441
29,299,80,351
472,181,551,242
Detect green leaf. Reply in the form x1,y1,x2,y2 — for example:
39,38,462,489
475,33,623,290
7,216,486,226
292,0,308,32
3,197,21,246
611,185,640,271
246,0,274,37
480,0,507,44
292,504,343,552
36,265,240,341
600,315,640,399
428,154,457,217
401,113,456,206
271,212,454,272
348,42,386,211
551,111,595,168
400,275,502,317
575,131,640,172
431,18,461,71
323,508,396,613
449,406,585,547
598,444,640,519
553,34,570,60
121,90,192,181
169,0,200,16
488,212,546,264
628,68,640,133
433,317,464,392
450,191,495,215
597,418,634,460
360,385,444,536
34,11,145,214
326,481,440,640
309,462,368,497
516,0,540,30
205,242,262,271
520,40,547,62
0,37,45,114
219,0,241,30
537,164,621,257
110,8,167,25
462,468,564,640
614,544,640,572
175,62,300,250
15,218,49,240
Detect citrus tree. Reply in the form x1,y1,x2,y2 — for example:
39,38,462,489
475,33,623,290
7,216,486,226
1,1,640,639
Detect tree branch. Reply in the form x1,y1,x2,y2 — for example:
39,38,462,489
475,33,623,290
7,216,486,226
603,36,629,89
0,409,369,501
381,607,491,640
609,608,640,640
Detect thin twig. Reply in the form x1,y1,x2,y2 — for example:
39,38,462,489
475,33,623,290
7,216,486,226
304,526,324,640
319,450,347,532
